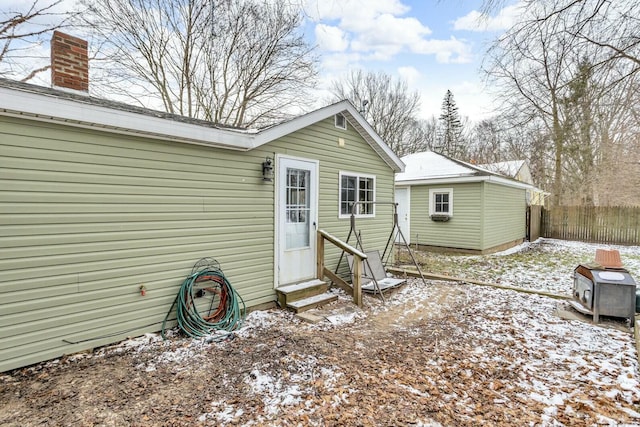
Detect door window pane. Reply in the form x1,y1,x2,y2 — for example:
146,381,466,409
285,168,310,249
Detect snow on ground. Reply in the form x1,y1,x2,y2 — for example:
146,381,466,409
231,238,637,424
501,238,640,295
90,238,640,425
409,238,640,296
467,285,640,424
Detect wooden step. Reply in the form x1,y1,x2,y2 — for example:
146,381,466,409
276,279,327,308
286,292,338,313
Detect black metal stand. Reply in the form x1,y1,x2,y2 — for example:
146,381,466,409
335,201,427,302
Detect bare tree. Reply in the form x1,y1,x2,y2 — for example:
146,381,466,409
466,118,504,164
0,0,74,81
587,68,640,206
484,0,640,204
484,2,580,205
328,69,422,156
481,0,640,206
400,116,439,156
80,0,317,127
482,1,640,77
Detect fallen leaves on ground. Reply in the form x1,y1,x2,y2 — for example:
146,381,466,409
1,239,640,426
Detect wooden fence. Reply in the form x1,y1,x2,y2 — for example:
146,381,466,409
541,206,640,245
527,205,542,241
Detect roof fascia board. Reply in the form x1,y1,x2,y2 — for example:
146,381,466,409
0,83,405,171
397,175,533,190
0,85,253,150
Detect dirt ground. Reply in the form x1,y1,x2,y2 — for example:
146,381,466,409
2,275,639,426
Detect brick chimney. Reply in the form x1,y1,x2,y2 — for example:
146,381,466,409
51,31,89,92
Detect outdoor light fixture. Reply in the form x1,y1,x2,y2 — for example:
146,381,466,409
262,157,273,182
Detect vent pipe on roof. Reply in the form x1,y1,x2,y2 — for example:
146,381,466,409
51,31,89,92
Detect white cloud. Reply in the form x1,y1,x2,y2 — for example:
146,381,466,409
397,66,421,86
306,0,476,68
314,24,349,51
352,13,431,48
341,12,433,61
410,76,495,122
304,0,409,23
453,2,525,32
318,51,365,76
412,37,474,64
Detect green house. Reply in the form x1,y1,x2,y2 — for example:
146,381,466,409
0,78,403,372
395,151,532,253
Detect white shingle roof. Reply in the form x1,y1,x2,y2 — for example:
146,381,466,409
396,151,484,181
395,151,533,190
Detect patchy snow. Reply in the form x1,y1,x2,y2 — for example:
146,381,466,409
236,308,293,337
325,311,358,325
491,239,536,256
409,237,640,296
57,239,640,426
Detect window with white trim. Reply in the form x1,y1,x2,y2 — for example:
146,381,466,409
335,113,347,130
339,172,375,217
429,188,453,217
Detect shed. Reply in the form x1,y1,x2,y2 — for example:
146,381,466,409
394,151,532,253
0,69,403,370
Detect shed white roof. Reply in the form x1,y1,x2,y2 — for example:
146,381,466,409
396,151,532,190
396,151,481,181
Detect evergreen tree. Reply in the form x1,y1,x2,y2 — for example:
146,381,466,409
437,90,464,157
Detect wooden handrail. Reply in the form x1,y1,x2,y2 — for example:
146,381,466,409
317,230,367,260
316,229,366,307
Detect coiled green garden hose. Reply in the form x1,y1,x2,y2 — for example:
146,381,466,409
161,261,245,341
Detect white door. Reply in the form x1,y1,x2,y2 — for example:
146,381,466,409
395,187,410,244
277,157,318,286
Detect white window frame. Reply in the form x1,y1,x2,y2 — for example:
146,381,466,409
334,113,347,130
429,188,453,217
339,171,376,218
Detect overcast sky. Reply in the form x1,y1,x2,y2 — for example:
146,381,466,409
302,0,523,121
2,0,522,122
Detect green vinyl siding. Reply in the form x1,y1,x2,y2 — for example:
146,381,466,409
481,182,526,249
405,180,526,251
409,183,482,250
265,117,395,278
0,116,276,372
0,114,396,372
